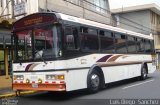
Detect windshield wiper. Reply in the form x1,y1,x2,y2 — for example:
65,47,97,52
35,49,47,64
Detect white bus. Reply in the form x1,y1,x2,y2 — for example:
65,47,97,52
12,12,156,96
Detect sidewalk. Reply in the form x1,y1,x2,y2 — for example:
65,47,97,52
0,87,35,99
0,87,15,99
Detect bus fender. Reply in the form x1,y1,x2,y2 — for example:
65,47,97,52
87,64,105,89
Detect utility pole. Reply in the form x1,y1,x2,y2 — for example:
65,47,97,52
11,0,15,19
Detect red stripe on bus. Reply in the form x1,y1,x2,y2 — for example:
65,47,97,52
52,81,56,84
60,81,65,84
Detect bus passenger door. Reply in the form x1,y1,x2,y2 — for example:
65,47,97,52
64,25,79,50
63,25,80,68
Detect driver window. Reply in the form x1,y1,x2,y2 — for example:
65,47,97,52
64,26,78,50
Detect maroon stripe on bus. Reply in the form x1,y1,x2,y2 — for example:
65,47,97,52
25,64,32,72
97,55,112,62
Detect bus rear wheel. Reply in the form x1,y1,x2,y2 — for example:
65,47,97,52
87,70,100,93
140,66,147,80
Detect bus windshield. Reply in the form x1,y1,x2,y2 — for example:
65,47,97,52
15,25,59,62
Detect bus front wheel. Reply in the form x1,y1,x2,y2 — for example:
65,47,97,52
87,70,100,93
15,90,21,97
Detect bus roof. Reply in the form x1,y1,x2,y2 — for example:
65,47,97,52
13,12,153,40
57,13,153,40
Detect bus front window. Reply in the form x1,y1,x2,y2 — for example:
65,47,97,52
15,25,59,62
16,30,32,60
34,26,58,59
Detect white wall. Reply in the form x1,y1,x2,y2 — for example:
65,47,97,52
26,0,39,15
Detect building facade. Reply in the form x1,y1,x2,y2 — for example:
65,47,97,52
0,0,14,89
111,3,160,68
0,0,111,88
11,0,111,25
0,0,111,24
38,0,111,24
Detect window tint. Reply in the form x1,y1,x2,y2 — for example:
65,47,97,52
64,26,78,50
100,30,115,53
115,33,127,53
80,27,88,33
137,38,145,53
127,36,137,53
145,40,153,53
34,26,55,59
80,27,99,51
88,28,97,35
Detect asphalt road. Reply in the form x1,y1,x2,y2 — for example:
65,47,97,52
1,71,160,105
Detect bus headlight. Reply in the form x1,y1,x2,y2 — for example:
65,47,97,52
46,75,56,80
46,75,65,80
14,75,24,80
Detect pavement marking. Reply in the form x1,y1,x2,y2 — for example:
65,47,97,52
122,79,155,90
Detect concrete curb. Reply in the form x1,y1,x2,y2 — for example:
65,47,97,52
0,91,36,99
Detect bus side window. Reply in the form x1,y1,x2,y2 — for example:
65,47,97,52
100,30,115,53
127,36,137,53
137,38,145,53
115,33,127,53
80,27,99,51
145,40,153,53
64,26,78,50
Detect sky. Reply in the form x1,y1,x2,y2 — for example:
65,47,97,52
109,0,160,9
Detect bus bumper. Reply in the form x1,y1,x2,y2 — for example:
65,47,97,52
12,83,66,91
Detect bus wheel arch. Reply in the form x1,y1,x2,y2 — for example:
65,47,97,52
87,65,105,93
140,62,148,80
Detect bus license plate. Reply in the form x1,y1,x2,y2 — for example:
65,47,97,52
32,83,38,88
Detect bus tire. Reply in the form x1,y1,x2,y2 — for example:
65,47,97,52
140,65,148,80
87,69,101,93
15,90,21,97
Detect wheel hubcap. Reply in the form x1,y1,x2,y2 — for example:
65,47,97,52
143,68,147,78
91,74,100,88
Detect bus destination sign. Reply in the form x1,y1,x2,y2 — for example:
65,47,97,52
13,13,57,30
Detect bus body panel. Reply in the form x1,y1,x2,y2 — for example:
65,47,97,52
13,54,156,91
65,69,89,91
12,12,156,92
